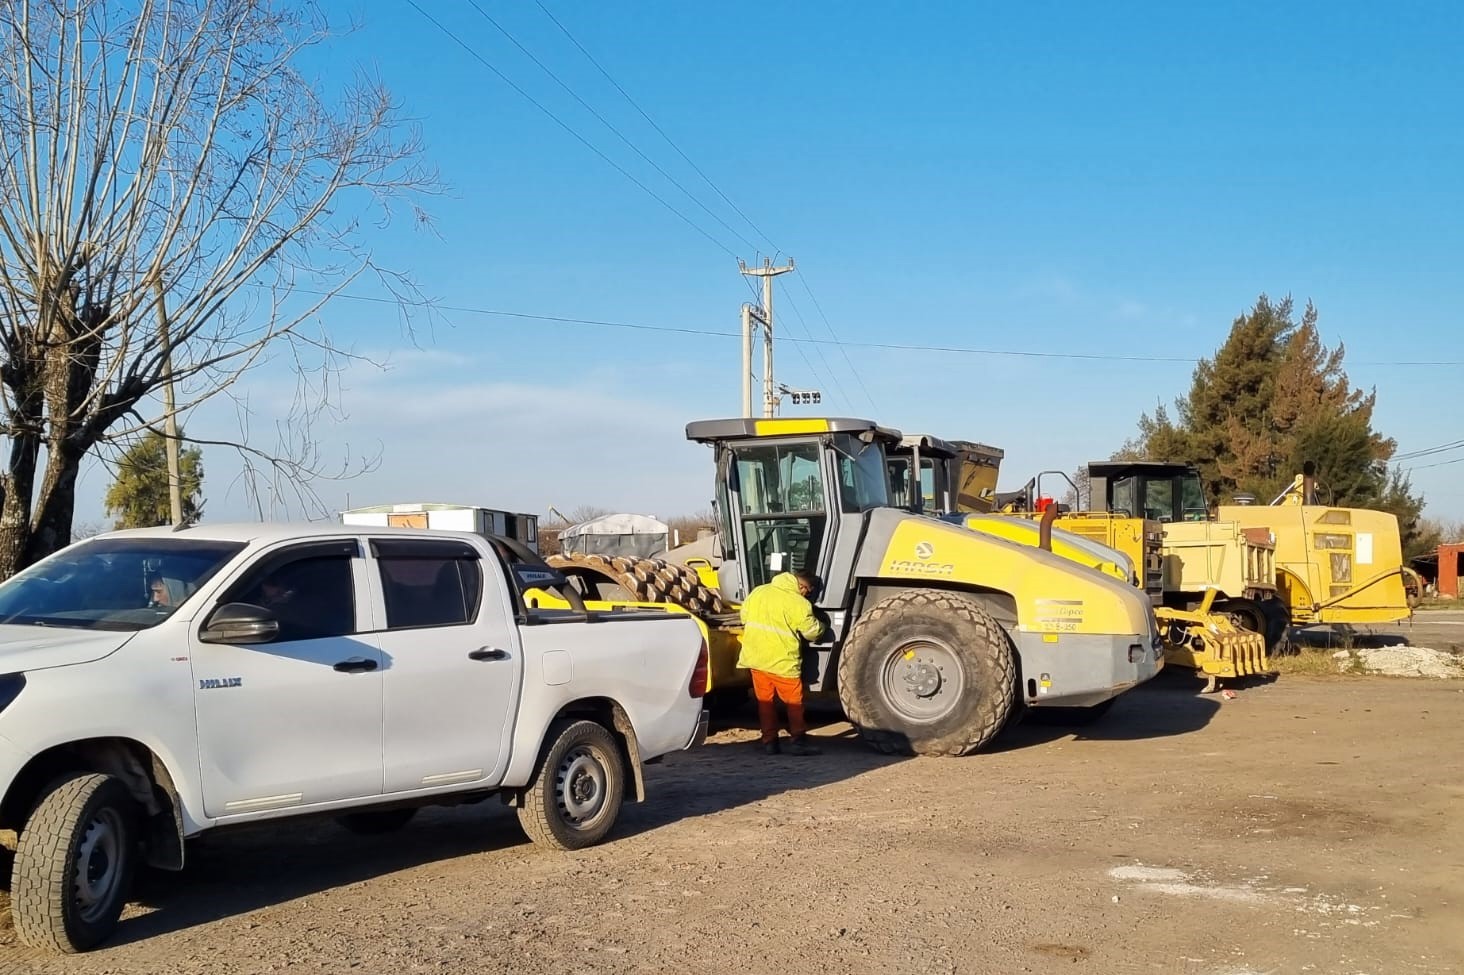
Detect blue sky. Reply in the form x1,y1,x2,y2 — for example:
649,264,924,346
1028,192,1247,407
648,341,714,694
77,0,1464,525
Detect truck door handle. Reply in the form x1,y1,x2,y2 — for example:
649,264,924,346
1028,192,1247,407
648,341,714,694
468,647,510,662
333,657,379,673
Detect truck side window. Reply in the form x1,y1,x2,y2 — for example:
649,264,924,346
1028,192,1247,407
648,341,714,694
375,543,484,630
230,554,357,642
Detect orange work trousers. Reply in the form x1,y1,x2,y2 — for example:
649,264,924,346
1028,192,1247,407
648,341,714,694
750,669,806,744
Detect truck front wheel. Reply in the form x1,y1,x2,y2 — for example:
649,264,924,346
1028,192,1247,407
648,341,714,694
517,720,626,851
837,590,1016,757
12,773,139,953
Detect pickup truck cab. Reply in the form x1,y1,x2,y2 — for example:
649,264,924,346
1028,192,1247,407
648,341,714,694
0,524,709,953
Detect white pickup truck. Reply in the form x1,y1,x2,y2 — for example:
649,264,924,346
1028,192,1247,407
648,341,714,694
0,524,709,953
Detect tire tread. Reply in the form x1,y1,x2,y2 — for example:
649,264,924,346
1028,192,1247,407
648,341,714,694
12,773,134,954
516,720,625,851
837,590,1016,757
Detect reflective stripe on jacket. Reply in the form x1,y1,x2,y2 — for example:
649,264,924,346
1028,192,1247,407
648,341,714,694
737,572,825,679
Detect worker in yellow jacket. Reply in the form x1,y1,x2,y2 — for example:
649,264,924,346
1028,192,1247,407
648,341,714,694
738,570,826,756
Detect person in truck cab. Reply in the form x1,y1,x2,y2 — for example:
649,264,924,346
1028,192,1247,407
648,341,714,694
738,570,826,756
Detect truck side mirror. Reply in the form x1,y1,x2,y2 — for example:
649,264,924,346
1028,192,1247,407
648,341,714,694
199,602,281,645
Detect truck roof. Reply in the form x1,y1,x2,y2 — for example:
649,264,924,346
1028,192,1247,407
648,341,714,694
93,522,492,546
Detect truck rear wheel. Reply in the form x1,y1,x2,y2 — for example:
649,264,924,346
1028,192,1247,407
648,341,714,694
517,720,626,851
837,590,1016,756
12,773,139,953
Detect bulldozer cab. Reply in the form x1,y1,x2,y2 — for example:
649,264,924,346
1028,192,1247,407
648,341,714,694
1087,461,1210,524
887,435,1005,515
887,434,960,515
687,417,900,606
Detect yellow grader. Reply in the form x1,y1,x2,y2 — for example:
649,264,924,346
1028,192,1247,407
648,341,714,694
530,416,1164,754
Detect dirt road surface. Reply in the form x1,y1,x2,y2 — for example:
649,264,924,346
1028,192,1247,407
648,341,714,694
3,672,1461,975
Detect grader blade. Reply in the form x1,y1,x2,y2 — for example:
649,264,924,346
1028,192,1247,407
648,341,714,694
1155,607,1273,693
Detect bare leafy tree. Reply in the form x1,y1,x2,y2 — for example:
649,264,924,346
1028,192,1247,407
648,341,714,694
0,0,434,576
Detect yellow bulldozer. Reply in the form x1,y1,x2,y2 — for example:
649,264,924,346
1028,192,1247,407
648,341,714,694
530,417,1164,755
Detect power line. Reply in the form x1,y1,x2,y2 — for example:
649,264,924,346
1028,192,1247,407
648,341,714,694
440,0,877,408
527,2,879,407
462,0,761,255
795,270,879,411
289,287,1464,367
280,290,1235,363
1407,454,1464,471
778,285,854,410
1393,438,1464,461
532,0,779,253
403,0,740,260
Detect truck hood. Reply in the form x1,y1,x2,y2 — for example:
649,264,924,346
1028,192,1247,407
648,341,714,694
0,625,135,673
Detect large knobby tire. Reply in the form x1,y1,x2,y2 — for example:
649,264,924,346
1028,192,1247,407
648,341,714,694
12,773,140,953
548,554,733,616
336,808,419,836
517,720,626,851
837,590,1016,756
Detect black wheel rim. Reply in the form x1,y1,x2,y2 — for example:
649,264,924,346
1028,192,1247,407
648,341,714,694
74,808,124,924
878,639,966,723
554,745,609,829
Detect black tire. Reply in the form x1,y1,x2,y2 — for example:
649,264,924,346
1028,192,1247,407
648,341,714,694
336,808,418,836
12,773,139,953
1027,697,1117,727
517,720,626,851
1221,597,1290,655
836,590,1016,756
1260,597,1293,656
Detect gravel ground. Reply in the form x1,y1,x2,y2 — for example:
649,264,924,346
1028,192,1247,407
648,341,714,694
2,671,1461,975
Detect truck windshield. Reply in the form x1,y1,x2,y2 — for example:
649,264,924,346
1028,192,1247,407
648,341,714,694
0,537,245,631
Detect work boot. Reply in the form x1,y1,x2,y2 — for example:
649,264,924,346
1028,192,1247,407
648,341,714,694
760,740,781,756
785,737,821,756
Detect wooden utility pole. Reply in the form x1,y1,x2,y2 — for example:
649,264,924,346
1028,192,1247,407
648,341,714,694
152,281,183,525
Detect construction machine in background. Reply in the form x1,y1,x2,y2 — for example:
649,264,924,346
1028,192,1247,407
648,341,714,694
886,434,1004,515
1001,465,1275,690
887,437,1142,591
889,438,1271,691
534,417,1164,755
1086,461,1416,640
919,444,1414,689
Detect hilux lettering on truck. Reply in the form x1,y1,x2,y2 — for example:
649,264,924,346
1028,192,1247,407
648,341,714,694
0,523,709,954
